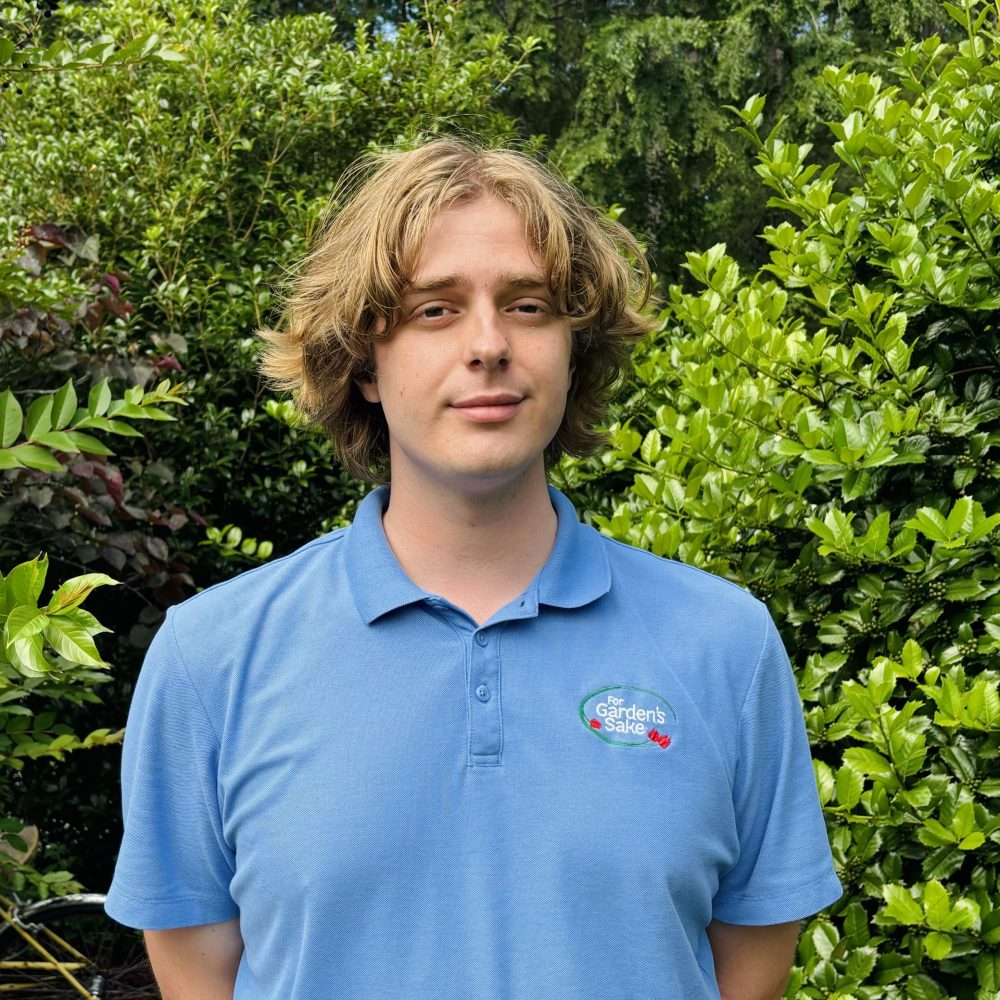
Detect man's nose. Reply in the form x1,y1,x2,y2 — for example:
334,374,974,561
463,303,512,369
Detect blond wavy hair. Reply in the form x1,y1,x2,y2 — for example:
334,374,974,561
257,137,655,481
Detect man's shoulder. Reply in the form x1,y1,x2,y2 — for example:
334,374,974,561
170,527,348,631
597,532,764,614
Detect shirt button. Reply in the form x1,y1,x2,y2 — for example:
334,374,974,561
475,632,489,647
476,685,491,702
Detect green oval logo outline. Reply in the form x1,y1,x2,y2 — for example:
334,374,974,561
578,684,676,747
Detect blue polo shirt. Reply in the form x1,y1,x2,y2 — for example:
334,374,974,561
106,486,842,999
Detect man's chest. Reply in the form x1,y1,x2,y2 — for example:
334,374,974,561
216,609,743,925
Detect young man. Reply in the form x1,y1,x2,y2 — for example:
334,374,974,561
106,139,842,999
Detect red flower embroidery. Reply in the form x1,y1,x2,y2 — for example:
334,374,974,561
647,728,672,749
590,719,602,729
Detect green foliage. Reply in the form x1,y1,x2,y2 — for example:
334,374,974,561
560,2,1000,995
1,223,192,605
0,377,185,472
1,215,186,894
457,0,957,276
202,522,273,562
0,553,120,896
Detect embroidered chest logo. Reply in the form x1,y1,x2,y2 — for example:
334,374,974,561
579,685,676,749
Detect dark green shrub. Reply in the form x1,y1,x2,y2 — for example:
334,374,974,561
559,3,1000,995
456,0,957,276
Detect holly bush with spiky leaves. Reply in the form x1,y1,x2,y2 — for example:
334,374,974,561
558,2,1000,995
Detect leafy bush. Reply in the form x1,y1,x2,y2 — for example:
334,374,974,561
560,3,1000,996
1,224,193,633
1,19,199,889
0,223,187,892
0,556,119,896
455,0,958,276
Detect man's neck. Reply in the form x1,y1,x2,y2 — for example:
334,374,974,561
379,467,558,625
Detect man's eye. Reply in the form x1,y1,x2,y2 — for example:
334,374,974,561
417,305,448,319
514,303,546,314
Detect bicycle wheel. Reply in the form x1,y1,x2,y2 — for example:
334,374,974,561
0,893,158,998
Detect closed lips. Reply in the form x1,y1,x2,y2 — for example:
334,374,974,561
452,395,524,407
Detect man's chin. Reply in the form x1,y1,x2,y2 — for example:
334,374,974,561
437,455,546,496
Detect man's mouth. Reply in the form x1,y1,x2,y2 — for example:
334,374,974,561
451,394,525,422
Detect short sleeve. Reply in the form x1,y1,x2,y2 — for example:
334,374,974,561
105,608,239,930
712,613,843,924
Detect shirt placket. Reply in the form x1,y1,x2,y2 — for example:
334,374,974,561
468,625,502,767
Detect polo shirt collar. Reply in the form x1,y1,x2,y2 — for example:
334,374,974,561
344,487,428,625
535,486,611,610
345,485,611,625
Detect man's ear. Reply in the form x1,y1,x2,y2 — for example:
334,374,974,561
356,317,387,404
355,373,381,404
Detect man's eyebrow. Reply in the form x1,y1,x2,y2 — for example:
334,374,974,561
402,271,551,295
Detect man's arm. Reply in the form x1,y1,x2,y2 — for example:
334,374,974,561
144,918,244,1000
706,919,800,1000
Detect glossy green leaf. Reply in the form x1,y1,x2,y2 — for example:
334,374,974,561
87,380,112,417
883,884,923,925
12,445,63,472
43,617,107,668
50,379,78,430
8,633,51,678
0,390,23,448
924,931,952,960
63,431,113,456
5,556,48,607
47,574,119,614
24,396,53,440
3,606,48,650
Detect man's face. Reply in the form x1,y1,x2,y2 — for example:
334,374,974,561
357,196,573,495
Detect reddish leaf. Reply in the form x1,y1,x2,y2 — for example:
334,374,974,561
166,512,188,531
101,295,134,320
105,532,136,554
58,485,88,506
98,546,127,572
144,536,169,561
81,300,105,331
28,224,73,249
81,506,112,527
153,354,183,373
92,465,123,505
153,576,190,605
16,244,45,274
